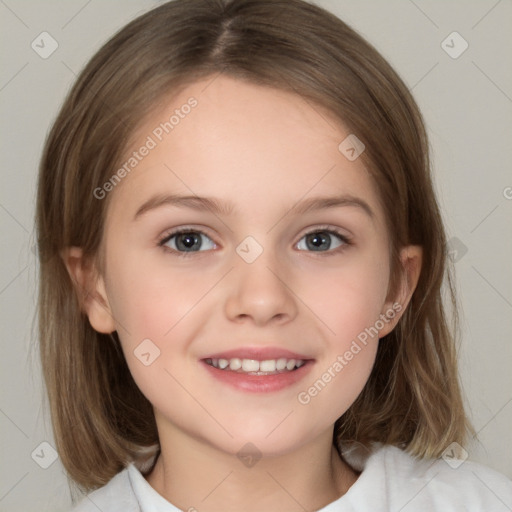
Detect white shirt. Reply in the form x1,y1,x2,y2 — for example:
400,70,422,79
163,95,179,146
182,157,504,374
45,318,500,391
70,444,512,511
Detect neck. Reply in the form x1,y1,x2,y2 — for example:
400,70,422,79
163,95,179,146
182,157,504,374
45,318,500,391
144,422,359,512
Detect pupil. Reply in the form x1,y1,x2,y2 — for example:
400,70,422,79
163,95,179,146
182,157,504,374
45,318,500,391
177,232,201,251
308,232,330,251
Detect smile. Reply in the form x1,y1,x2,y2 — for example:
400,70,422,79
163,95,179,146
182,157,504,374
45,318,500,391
204,357,305,375
201,349,315,393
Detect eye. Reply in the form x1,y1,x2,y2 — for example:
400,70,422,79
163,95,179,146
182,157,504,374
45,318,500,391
296,228,351,253
159,229,216,254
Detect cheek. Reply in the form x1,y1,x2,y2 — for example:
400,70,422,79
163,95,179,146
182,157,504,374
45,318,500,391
293,254,388,415
296,282,382,425
105,264,202,409
106,261,217,343
298,252,390,342
104,260,223,390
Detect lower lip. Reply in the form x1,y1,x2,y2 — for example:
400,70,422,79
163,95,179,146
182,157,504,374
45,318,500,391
201,360,314,393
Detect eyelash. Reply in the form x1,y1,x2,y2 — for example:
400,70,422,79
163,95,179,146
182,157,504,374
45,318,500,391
157,225,353,258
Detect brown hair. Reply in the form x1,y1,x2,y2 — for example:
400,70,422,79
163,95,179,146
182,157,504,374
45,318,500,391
36,0,472,495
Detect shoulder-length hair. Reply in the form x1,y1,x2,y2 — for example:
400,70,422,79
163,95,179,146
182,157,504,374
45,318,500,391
36,0,471,494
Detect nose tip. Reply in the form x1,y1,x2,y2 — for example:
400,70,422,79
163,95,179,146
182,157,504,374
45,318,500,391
224,256,298,326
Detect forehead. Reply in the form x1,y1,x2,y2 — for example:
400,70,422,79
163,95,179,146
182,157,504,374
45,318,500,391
107,75,384,224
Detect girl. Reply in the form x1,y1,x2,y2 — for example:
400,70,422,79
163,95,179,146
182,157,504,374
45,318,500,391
36,0,512,511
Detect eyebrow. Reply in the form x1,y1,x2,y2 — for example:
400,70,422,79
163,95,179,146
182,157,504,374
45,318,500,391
133,193,375,221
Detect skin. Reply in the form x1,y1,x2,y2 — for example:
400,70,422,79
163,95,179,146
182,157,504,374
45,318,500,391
64,75,422,512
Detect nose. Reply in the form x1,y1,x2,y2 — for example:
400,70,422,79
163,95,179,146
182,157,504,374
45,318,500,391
224,249,299,327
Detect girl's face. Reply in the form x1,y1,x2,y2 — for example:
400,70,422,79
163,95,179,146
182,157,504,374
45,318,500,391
89,75,413,456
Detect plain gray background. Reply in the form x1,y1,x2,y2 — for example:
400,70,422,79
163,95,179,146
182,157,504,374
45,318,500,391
1,0,511,511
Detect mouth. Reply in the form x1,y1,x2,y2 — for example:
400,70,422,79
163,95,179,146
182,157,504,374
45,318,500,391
204,357,306,375
200,348,315,393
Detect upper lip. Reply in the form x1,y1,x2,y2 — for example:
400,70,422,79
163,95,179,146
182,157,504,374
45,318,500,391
202,347,314,361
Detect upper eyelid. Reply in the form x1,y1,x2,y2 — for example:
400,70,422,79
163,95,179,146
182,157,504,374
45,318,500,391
303,225,351,236
159,226,213,245
159,225,351,247
160,224,350,237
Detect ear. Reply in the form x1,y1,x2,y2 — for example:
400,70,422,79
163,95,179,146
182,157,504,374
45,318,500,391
61,247,116,334
378,245,423,338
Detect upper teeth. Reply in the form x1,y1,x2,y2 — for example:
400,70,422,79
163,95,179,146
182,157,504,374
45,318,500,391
206,357,305,373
